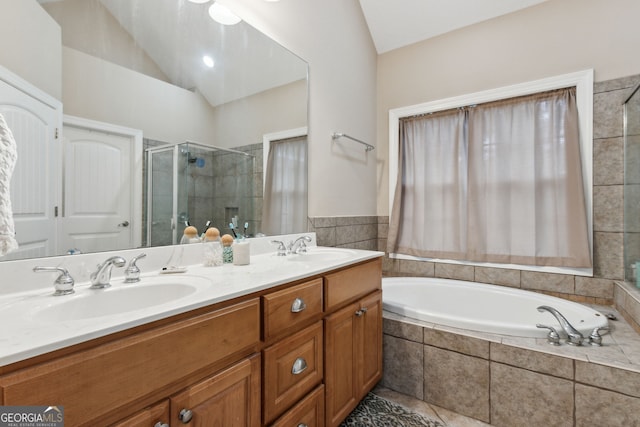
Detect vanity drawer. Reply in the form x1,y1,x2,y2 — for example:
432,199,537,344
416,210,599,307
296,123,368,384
271,384,325,427
263,321,323,424
324,258,381,311
263,278,323,341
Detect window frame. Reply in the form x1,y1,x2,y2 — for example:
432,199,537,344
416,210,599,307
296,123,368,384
388,70,594,276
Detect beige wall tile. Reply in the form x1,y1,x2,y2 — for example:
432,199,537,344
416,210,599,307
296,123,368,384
593,137,623,186
490,343,573,380
521,270,575,294
575,384,640,427
593,89,625,139
594,185,623,232
474,267,520,288
593,231,624,280
490,363,574,427
382,335,424,400
575,361,640,398
383,318,423,342
434,263,475,281
423,329,489,359
424,346,490,422
575,276,614,299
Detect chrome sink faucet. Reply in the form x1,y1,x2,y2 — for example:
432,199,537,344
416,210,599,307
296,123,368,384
124,253,146,283
90,256,126,289
537,305,584,346
288,235,312,254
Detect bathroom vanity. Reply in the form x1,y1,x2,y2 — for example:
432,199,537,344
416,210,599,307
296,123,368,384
0,244,382,427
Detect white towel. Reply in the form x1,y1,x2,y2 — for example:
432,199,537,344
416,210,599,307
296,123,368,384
0,113,18,256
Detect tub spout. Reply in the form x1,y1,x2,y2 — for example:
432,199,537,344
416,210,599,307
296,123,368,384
537,305,584,346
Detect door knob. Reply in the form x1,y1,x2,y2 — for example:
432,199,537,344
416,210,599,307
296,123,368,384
118,220,130,227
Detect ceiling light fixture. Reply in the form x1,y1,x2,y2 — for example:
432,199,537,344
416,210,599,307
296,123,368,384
208,2,241,25
202,55,215,68
187,0,210,3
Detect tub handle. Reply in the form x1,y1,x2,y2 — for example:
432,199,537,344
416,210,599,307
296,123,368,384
536,324,561,346
588,326,610,346
355,307,368,317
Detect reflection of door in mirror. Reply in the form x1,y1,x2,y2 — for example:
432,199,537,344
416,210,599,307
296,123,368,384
0,66,61,261
60,122,141,254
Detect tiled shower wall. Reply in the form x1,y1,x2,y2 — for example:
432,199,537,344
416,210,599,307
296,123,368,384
313,74,640,332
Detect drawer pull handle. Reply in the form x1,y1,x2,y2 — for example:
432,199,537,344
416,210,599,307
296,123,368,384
297,424,309,427
291,357,308,375
179,408,193,423
154,423,169,427
355,307,368,317
291,297,307,313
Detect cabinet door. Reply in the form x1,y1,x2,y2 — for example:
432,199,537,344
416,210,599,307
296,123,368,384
356,290,383,398
324,290,383,427
324,301,358,427
110,400,169,427
170,354,261,427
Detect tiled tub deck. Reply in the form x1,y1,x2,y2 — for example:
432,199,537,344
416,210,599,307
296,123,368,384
381,298,640,426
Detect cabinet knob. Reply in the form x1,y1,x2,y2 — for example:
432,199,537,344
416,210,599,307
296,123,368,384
154,423,170,427
178,408,193,423
355,307,368,317
291,357,308,375
291,297,307,313
297,424,309,427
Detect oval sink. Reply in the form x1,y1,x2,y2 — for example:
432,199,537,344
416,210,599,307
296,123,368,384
27,277,211,321
287,248,356,263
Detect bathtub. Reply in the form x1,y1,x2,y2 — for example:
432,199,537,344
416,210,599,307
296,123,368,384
382,277,609,338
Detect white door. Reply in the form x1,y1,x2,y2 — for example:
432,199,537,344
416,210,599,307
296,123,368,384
0,67,61,260
59,125,135,254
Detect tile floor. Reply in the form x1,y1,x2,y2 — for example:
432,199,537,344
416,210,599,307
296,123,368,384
373,385,491,427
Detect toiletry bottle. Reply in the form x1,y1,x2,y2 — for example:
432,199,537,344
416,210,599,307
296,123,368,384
203,227,223,266
233,240,250,266
221,234,234,263
180,226,200,244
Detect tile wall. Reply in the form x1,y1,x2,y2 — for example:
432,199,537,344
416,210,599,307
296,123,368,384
381,313,640,426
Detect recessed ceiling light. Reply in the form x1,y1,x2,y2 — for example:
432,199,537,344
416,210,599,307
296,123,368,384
203,55,215,68
208,3,241,26
187,0,210,3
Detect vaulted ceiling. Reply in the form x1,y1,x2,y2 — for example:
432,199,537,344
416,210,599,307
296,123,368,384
358,0,549,53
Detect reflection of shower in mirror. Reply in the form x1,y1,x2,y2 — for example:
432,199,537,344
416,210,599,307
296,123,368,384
187,154,206,168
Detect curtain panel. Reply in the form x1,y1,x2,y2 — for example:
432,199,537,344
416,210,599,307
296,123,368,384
262,135,308,235
388,87,592,268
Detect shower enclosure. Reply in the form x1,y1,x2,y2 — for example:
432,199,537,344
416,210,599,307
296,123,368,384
624,83,640,282
146,141,256,246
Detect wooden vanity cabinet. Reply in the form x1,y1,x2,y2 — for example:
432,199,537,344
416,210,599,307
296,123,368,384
0,257,383,427
111,400,170,427
170,354,261,427
0,298,261,427
324,259,382,427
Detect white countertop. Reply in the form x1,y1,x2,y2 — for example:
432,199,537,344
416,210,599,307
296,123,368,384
0,243,383,367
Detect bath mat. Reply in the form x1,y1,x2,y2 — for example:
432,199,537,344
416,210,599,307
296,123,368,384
340,393,446,427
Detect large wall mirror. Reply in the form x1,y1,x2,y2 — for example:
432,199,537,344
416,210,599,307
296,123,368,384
0,0,308,262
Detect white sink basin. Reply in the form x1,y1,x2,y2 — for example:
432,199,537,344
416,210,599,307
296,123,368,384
287,248,357,263
25,276,212,322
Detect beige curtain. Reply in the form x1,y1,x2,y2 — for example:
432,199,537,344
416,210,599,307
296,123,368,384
388,87,592,268
262,136,307,235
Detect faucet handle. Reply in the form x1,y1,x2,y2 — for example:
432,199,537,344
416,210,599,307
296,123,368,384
124,253,146,283
588,326,610,346
271,240,287,256
536,324,561,346
33,266,75,296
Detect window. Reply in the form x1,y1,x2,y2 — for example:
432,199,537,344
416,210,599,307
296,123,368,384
388,70,593,276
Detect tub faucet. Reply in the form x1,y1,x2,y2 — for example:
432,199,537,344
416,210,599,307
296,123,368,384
537,305,584,346
90,256,126,289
